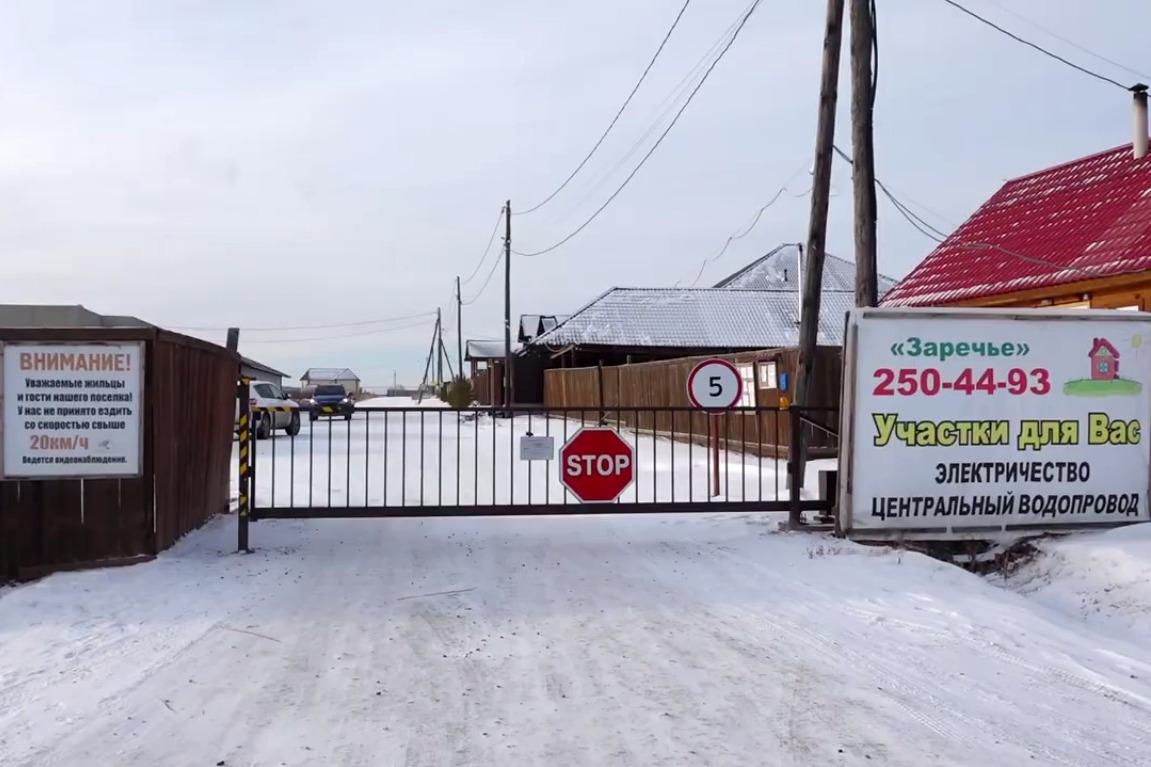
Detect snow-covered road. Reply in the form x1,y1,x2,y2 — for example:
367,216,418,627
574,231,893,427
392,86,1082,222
3,512,1151,766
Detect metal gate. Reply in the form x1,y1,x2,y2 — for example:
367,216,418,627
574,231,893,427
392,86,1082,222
235,402,838,550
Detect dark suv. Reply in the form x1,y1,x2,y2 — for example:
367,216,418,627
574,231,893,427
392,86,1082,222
307,384,355,421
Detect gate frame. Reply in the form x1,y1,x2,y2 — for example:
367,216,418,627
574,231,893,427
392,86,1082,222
237,404,835,550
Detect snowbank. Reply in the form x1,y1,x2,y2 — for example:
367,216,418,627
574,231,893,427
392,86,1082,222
999,522,1151,639
355,396,446,408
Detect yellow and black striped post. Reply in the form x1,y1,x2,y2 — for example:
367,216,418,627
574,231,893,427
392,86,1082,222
237,375,252,552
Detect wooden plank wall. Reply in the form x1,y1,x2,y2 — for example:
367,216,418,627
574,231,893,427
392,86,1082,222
152,331,236,550
543,347,842,454
0,328,236,579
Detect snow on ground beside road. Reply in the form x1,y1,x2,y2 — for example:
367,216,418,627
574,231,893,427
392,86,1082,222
3,512,1151,765
355,396,445,408
999,524,1151,640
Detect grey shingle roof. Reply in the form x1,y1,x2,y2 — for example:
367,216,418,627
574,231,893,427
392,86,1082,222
530,288,851,349
714,243,897,295
465,339,513,360
302,367,359,381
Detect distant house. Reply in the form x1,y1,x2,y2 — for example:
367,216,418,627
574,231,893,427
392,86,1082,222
496,247,894,405
518,314,570,344
240,356,288,387
301,367,361,395
1089,338,1120,381
523,245,894,369
713,243,897,296
883,142,1151,310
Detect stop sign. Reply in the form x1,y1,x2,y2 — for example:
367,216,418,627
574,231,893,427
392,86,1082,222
560,427,635,503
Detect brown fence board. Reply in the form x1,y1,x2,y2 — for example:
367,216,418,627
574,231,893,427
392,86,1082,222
543,346,841,456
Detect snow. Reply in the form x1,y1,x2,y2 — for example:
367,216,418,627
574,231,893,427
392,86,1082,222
4,411,1151,764
999,524,1151,640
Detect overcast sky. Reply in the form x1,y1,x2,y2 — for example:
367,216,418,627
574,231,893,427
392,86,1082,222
1,0,1147,387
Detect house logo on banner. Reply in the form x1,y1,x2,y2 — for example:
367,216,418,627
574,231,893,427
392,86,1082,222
839,309,1151,538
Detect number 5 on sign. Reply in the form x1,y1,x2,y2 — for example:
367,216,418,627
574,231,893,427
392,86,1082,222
687,359,742,410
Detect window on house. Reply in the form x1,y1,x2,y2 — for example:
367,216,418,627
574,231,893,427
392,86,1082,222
737,364,755,407
758,361,778,389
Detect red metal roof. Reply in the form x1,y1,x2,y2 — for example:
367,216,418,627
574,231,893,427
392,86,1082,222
883,144,1151,307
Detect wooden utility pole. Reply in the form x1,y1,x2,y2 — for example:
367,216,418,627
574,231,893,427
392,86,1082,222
455,275,464,381
851,0,878,307
435,307,444,386
503,201,514,409
794,0,846,529
417,318,437,403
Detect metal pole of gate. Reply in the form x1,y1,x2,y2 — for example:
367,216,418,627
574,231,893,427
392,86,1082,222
788,406,803,529
237,375,252,552
710,415,720,498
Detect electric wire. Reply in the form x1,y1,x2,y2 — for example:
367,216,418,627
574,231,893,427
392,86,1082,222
172,309,436,333
939,0,1132,90
517,0,693,215
512,0,763,258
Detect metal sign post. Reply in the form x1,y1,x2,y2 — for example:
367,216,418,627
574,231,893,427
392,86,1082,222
686,359,743,499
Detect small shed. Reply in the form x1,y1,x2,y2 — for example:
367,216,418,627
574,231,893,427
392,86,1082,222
0,305,238,579
240,356,288,387
466,339,517,406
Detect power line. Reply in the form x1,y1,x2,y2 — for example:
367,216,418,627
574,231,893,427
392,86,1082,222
461,207,505,285
833,144,1108,281
513,0,763,258
462,250,504,305
978,0,1151,82
240,317,434,344
172,309,436,333
832,145,949,241
517,0,692,215
568,0,755,215
679,159,811,287
938,0,1131,90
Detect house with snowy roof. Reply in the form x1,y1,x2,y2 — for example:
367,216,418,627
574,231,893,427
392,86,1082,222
300,367,361,395
883,138,1151,311
523,244,894,369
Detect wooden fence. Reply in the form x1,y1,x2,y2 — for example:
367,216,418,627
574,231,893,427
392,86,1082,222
543,346,842,456
0,328,237,579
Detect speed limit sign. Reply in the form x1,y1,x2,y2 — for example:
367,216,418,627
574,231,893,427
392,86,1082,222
686,359,742,410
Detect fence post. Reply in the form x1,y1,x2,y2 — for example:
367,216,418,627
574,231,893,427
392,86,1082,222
788,407,803,529
597,361,605,424
237,375,251,552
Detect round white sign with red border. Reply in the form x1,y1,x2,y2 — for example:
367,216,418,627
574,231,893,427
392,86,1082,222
686,359,742,410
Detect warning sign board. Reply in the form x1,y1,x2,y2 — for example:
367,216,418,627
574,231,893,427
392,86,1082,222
2,343,144,478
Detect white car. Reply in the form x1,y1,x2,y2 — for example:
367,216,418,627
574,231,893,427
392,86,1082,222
236,380,301,439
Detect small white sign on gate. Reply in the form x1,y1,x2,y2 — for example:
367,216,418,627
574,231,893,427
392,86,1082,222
520,435,555,461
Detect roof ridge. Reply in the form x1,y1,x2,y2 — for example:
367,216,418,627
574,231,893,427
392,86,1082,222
1005,143,1143,186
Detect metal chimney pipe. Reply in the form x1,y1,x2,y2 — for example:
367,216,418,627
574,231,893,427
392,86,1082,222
1134,84,1149,160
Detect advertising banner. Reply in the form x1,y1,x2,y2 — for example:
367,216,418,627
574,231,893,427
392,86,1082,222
3,343,144,478
840,309,1151,536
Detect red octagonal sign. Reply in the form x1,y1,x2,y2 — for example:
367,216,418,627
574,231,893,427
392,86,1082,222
560,427,635,503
